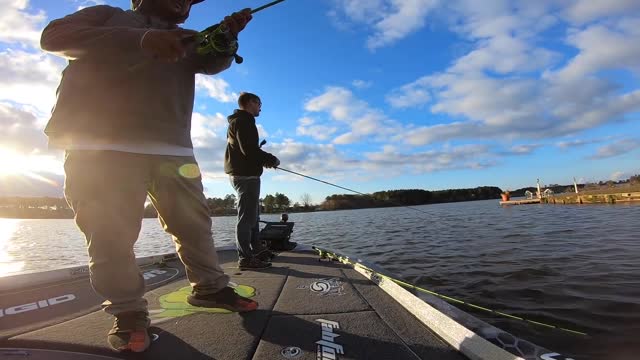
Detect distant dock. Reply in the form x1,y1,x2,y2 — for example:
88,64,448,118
499,198,541,206
500,179,640,206
543,191,640,204
500,191,640,205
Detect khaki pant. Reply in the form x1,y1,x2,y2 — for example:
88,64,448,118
64,150,229,315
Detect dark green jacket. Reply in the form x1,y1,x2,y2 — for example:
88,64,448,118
224,110,277,176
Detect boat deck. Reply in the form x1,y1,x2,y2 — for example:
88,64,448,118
0,248,467,360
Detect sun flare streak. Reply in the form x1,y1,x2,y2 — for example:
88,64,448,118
0,148,62,186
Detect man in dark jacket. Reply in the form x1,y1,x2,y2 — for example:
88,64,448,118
224,92,280,269
41,0,256,353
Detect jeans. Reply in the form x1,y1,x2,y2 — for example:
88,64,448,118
230,177,264,260
64,150,229,315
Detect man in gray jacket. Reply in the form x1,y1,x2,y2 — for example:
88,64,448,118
41,0,254,353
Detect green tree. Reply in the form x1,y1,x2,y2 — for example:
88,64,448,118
263,194,276,212
224,194,236,209
274,192,290,210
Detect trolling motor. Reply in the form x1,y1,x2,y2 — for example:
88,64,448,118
184,0,287,64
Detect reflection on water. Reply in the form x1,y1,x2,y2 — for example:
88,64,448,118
0,219,24,275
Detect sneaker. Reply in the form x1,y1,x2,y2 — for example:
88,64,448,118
238,257,272,269
107,311,151,353
187,287,258,312
255,249,276,262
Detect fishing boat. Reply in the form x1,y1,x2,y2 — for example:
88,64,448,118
0,223,576,360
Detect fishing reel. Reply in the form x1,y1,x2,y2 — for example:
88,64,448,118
190,23,244,64
183,0,290,64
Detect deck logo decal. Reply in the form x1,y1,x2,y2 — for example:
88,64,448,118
281,346,302,358
297,278,345,296
148,283,256,324
0,294,76,317
315,319,343,360
143,268,180,287
70,267,90,276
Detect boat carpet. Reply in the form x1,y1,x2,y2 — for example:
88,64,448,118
0,259,186,339
1,250,465,360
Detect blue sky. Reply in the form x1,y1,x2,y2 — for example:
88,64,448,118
1,0,639,204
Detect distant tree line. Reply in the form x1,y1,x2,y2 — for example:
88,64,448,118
0,197,74,219
319,187,502,211
0,192,299,219
3,174,637,219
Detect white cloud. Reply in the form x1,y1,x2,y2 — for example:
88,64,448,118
590,138,640,159
385,3,640,145
305,87,401,144
386,77,431,108
75,0,105,10
296,117,338,141
0,0,46,48
189,111,232,178
0,102,49,152
564,0,640,24
0,49,62,113
195,75,237,103
610,171,627,181
305,87,355,121
502,144,542,156
556,138,604,149
554,22,640,84
352,79,373,89
191,112,226,149
261,140,498,186
364,144,494,173
333,132,359,145
331,0,439,50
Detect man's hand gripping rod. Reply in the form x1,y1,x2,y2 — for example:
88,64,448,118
183,0,287,64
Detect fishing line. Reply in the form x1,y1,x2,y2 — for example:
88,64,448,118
275,166,431,215
314,247,589,337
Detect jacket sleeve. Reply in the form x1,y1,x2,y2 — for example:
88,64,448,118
235,118,278,167
40,5,146,60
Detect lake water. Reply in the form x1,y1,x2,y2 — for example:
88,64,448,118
1,199,638,360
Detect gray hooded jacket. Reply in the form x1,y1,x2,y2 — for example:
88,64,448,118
41,4,232,148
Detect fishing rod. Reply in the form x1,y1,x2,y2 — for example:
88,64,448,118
186,0,288,64
275,166,432,215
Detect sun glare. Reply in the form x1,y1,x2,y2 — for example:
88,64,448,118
0,148,28,176
0,147,61,185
